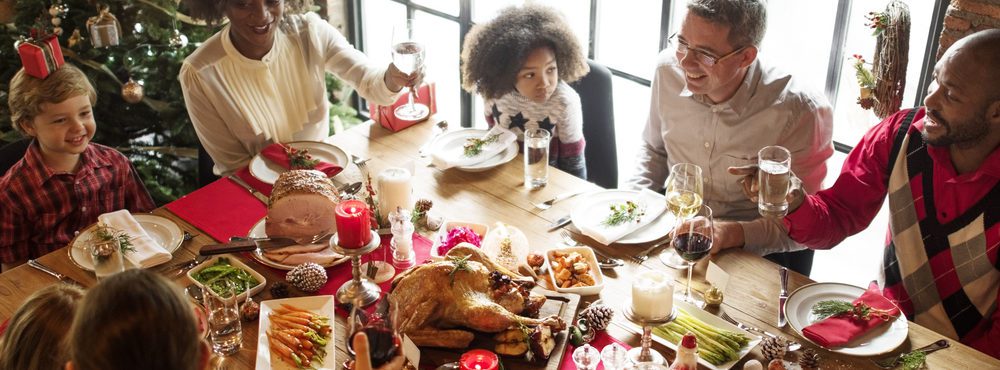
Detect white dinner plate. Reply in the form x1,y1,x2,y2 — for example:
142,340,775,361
570,190,675,244
247,218,350,270
429,129,518,172
249,141,350,184
256,295,336,370
624,300,762,370
785,282,908,356
68,214,182,271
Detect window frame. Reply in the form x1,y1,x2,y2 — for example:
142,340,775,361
347,0,949,154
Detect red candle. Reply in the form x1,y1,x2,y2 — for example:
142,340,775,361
459,349,498,370
335,200,372,248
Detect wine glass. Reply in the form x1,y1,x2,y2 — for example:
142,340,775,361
672,205,713,307
391,19,429,121
661,163,703,269
346,301,402,368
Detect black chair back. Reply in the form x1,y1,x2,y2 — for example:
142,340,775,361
570,60,617,189
0,138,31,177
197,142,219,187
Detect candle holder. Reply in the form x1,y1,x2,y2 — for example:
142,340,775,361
623,306,677,365
330,230,382,307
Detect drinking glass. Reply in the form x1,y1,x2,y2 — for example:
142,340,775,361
205,282,242,355
90,240,124,280
757,146,792,218
523,128,551,189
660,163,703,269
672,205,713,307
391,19,429,121
347,304,401,368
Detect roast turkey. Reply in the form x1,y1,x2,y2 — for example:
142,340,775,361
388,244,565,349
265,169,340,240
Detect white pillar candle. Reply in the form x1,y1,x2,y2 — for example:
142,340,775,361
377,167,413,222
631,270,674,320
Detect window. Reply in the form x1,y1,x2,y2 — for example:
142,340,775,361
350,0,945,186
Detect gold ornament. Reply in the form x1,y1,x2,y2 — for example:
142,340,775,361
704,285,724,306
121,79,144,104
68,29,84,48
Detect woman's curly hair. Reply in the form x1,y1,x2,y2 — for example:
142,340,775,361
461,4,589,99
181,0,314,25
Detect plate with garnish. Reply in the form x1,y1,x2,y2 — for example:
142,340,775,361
570,190,673,245
249,141,350,184
67,214,183,271
428,129,518,172
785,282,908,356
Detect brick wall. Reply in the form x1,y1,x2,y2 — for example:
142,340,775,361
938,0,1000,58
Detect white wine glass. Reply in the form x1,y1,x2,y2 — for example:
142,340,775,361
660,163,703,269
391,19,429,121
672,205,713,307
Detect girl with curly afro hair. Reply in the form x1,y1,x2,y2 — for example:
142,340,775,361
461,4,590,179
178,0,423,176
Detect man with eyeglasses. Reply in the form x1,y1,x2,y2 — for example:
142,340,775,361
630,0,834,274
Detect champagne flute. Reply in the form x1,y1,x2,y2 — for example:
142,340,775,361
391,19,429,121
672,205,713,307
661,163,703,269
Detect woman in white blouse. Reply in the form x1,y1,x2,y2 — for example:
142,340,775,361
180,0,421,175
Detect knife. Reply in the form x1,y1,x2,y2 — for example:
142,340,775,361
548,214,572,231
228,175,268,204
199,238,300,255
778,266,789,328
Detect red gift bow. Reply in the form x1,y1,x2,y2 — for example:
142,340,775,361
802,281,901,348
259,143,343,178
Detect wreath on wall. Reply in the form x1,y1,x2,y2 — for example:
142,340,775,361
853,0,911,119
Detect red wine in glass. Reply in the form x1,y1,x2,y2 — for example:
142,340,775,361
348,325,401,367
672,232,712,262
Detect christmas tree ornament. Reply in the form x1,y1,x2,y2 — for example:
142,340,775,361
798,348,820,370
87,4,122,48
68,29,83,48
286,262,328,292
760,336,788,363
17,35,65,79
579,302,614,332
169,29,189,48
51,17,61,27
52,27,63,36
240,296,260,321
121,78,144,104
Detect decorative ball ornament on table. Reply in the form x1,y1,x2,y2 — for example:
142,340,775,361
286,262,328,293
121,78,143,103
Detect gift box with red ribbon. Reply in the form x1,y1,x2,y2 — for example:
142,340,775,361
17,35,65,79
369,82,437,132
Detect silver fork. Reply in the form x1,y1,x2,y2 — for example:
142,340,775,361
720,311,802,351
533,190,584,210
633,239,670,262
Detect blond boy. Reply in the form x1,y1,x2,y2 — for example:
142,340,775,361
0,64,154,270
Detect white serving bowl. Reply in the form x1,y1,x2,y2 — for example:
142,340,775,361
187,254,267,302
544,246,605,296
429,221,490,260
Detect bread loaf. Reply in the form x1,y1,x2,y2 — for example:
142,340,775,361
265,170,340,240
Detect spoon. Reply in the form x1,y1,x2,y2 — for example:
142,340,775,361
418,120,450,156
186,284,204,306
338,181,363,197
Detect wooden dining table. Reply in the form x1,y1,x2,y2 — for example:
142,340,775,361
0,118,996,370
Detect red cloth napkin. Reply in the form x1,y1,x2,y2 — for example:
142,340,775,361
260,143,343,177
164,169,269,242
561,332,631,369
802,282,901,348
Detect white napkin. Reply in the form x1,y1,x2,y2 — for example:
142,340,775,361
431,125,517,169
97,210,171,268
577,189,667,245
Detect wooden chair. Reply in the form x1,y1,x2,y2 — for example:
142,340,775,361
570,60,618,189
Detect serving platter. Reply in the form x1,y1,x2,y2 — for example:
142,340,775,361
246,218,350,270
255,295,337,370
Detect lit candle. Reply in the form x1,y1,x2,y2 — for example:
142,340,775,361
459,349,499,370
335,200,372,248
631,269,674,320
377,167,413,223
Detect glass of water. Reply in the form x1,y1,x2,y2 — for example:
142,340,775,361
757,146,792,218
205,282,242,355
523,128,551,189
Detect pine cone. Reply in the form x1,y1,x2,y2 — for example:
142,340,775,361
287,263,328,293
270,282,290,298
580,303,614,332
760,336,787,362
799,348,820,370
415,199,433,213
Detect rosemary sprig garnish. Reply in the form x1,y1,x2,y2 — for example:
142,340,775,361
900,350,927,370
463,133,500,157
92,224,136,255
448,255,472,286
283,144,320,169
601,200,645,227
812,300,896,321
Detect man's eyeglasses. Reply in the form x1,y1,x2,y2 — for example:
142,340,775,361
668,33,747,67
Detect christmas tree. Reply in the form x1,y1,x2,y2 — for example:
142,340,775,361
0,1,359,204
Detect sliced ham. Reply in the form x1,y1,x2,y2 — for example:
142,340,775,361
262,242,329,256
265,170,340,240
